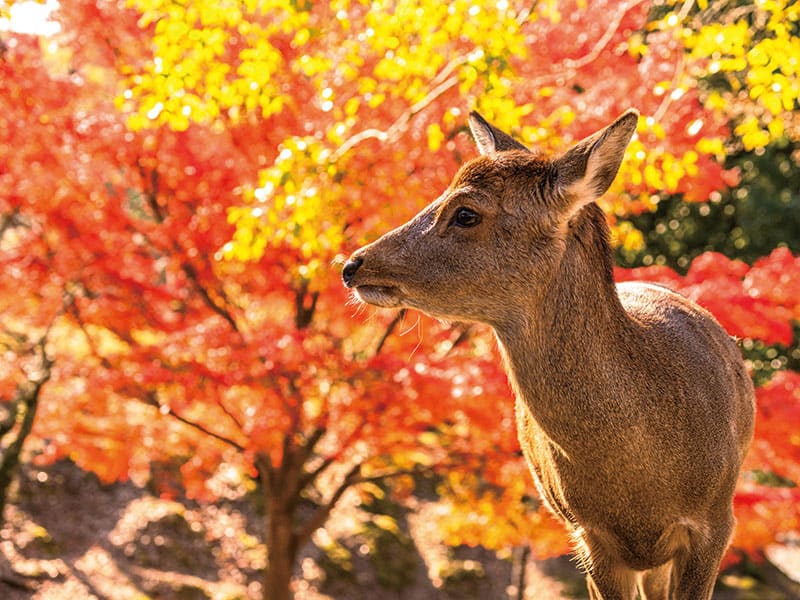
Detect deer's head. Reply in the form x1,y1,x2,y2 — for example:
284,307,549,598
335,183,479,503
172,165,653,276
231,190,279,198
342,109,639,326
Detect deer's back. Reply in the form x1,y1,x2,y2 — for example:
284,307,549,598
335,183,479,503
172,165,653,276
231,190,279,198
615,281,755,474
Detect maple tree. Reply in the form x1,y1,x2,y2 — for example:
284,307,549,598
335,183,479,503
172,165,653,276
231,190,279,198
0,0,798,598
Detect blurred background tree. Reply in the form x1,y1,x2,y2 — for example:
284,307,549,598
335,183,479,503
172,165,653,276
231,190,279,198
0,0,798,598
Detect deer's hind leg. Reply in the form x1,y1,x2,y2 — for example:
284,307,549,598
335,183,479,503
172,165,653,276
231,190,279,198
638,562,672,600
585,565,638,600
577,531,638,600
672,513,734,600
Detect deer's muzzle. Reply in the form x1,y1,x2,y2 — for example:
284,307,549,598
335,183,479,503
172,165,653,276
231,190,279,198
342,257,363,287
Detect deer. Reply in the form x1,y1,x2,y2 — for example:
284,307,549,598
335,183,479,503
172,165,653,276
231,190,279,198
341,108,755,599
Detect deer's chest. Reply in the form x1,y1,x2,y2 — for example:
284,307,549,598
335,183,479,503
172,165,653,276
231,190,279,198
514,398,579,526
514,397,633,527
514,398,664,541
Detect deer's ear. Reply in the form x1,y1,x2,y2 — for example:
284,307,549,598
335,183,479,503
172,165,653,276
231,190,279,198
555,109,639,215
468,111,529,155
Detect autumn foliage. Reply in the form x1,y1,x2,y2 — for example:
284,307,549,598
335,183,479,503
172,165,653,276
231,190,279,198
1,0,799,597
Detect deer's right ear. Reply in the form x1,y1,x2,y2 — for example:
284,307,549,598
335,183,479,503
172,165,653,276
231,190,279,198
555,109,639,218
468,111,529,155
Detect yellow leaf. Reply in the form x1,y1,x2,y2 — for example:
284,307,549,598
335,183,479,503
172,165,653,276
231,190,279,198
762,92,783,116
344,96,360,117
372,514,399,533
767,118,785,139
426,123,445,152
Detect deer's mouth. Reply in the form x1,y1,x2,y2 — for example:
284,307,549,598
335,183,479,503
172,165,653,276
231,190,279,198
353,285,402,308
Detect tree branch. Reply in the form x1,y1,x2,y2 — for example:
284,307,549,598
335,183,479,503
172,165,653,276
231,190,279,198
293,411,368,509
298,425,328,464
181,262,240,333
562,0,647,71
145,391,246,453
134,161,243,337
649,0,694,124
348,465,429,487
215,396,246,433
0,337,53,518
332,57,465,162
294,279,319,330
373,308,407,356
295,463,432,546
67,299,114,369
528,0,647,88
651,53,687,124
295,463,361,545
137,161,165,223
438,324,473,358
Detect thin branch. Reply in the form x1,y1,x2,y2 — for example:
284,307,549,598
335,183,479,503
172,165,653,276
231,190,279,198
298,455,338,494
295,463,361,545
651,52,687,124
295,463,431,546
298,425,328,463
562,0,648,71
527,0,648,89
296,416,367,495
0,573,35,592
137,160,165,223
332,56,466,162
348,465,429,487
181,262,240,333
69,277,245,446
67,301,113,370
645,0,695,124
373,308,407,356
677,0,696,21
515,3,534,26
440,324,473,358
0,328,27,352
134,161,243,337
215,396,246,432
145,391,246,453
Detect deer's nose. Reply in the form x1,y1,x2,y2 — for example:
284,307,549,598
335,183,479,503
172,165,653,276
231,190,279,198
342,257,363,287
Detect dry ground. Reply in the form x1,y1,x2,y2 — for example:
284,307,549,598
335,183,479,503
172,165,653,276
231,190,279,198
0,461,798,600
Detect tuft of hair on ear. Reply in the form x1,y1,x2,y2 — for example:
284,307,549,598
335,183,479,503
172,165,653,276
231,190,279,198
468,111,530,156
555,109,639,218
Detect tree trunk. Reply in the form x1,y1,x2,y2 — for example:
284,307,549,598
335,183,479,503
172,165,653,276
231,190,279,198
263,506,298,600
0,368,49,520
510,545,530,600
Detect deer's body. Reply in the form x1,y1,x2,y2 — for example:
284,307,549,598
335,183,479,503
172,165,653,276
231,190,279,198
343,109,755,599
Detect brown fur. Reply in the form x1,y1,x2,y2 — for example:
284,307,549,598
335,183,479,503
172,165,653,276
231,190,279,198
342,109,755,600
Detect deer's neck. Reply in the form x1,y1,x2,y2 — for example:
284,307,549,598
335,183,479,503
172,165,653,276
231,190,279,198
493,204,629,449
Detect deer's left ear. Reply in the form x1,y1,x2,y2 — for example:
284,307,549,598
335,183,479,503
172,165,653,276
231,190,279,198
468,111,530,155
554,109,639,217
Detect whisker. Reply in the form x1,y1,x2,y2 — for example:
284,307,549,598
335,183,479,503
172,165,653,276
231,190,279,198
330,254,348,268
407,314,424,359
399,311,419,337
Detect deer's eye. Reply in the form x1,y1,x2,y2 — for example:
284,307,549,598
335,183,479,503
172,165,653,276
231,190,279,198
453,207,482,228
